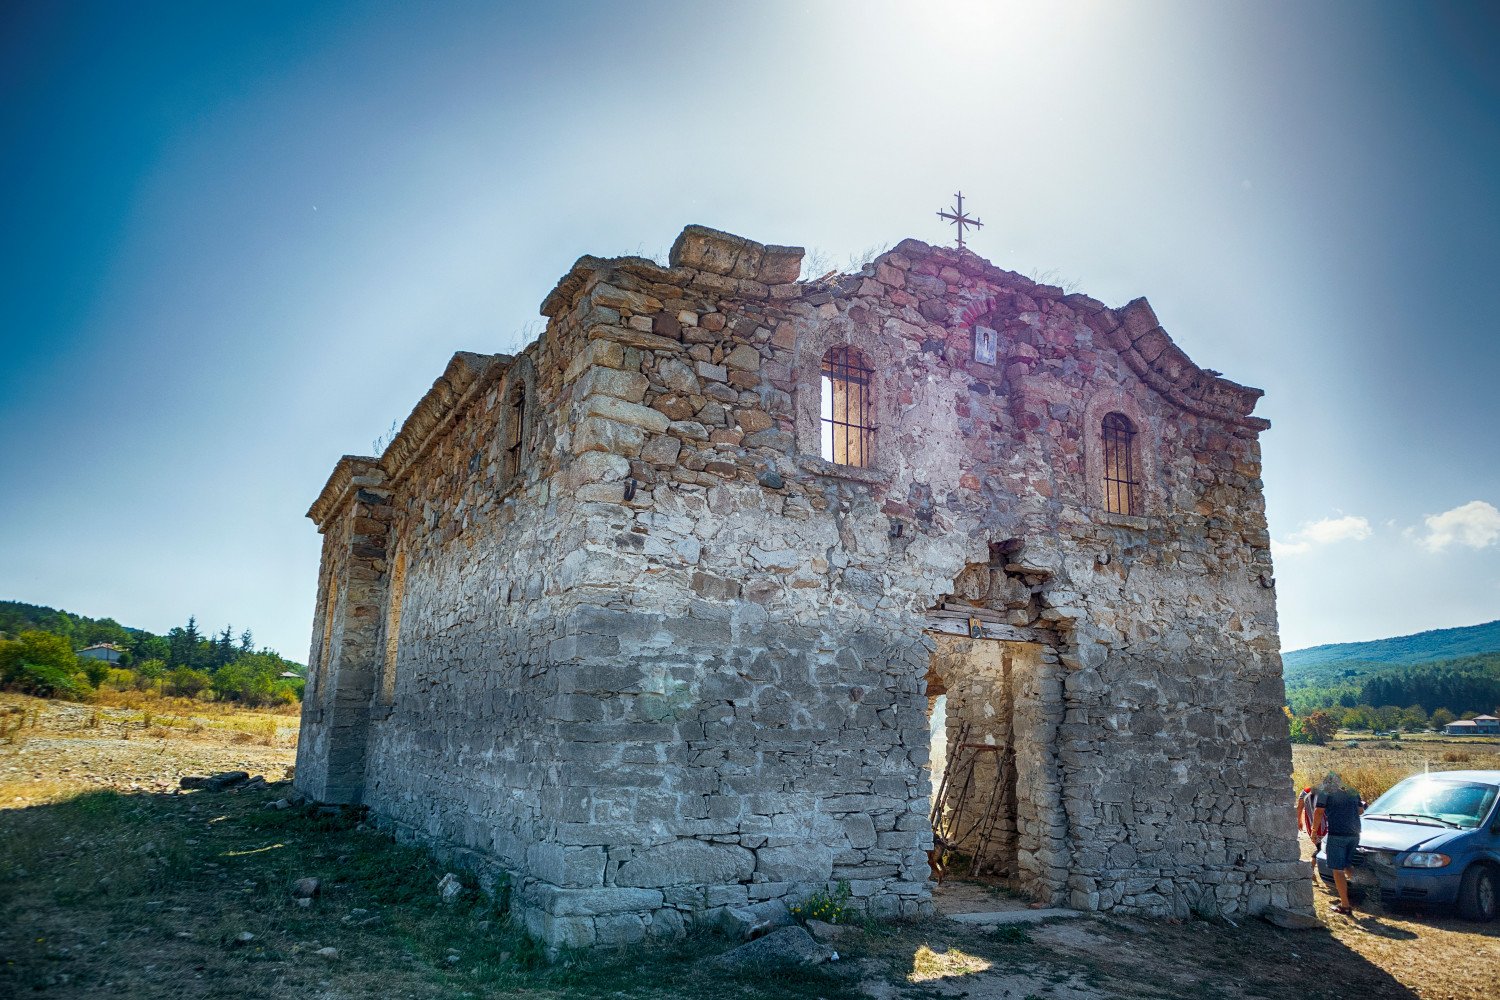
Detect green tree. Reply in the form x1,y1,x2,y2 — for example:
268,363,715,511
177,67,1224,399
1304,709,1339,745
0,631,90,699
131,632,169,664
166,627,190,668
212,653,281,706
215,625,234,667
1430,707,1456,730
164,667,212,698
80,657,111,688
1400,704,1430,731
134,658,166,692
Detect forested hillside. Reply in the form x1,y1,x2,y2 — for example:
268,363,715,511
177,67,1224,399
0,599,304,705
1282,620,1500,725
1284,619,1500,682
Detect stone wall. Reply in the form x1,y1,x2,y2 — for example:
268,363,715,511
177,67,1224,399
296,224,1308,951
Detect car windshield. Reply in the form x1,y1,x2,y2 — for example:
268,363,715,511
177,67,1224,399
1366,777,1499,830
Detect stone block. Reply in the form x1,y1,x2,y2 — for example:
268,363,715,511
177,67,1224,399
615,839,755,888
640,434,682,465
590,282,663,314
526,843,606,888
755,844,834,882
567,451,630,488
592,912,648,946
585,395,671,433
575,366,649,404
724,344,761,371
841,814,878,849
573,416,645,457
529,885,664,916
655,357,701,393
589,324,681,353
536,912,596,950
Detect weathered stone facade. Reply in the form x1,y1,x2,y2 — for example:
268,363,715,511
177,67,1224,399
295,225,1309,950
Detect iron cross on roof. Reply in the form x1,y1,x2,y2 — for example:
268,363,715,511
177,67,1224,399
937,191,982,250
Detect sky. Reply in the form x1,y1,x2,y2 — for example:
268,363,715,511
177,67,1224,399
1,0,1497,659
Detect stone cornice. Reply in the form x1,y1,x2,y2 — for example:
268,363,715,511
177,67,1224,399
378,351,508,491
306,455,383,529
306,352,507,529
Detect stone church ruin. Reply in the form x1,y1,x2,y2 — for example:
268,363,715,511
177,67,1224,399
295,224,1309,950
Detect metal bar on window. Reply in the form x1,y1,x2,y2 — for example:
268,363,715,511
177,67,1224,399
821,346,875,468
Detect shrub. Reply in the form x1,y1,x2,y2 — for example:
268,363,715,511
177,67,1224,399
1,631,86,697
271,680,302,705
10,661,92,700
791,882,856,925
164,667,212,698
103,668,136,691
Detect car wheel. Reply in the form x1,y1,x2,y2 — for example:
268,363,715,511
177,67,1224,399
1456,864,1497,922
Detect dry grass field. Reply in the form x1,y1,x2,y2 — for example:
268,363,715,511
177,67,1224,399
1292,734,1500,801
1,697,1496,999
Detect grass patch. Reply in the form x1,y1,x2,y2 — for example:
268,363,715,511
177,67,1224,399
0,782,881,999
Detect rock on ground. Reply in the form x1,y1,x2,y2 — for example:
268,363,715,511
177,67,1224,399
707,925,832,969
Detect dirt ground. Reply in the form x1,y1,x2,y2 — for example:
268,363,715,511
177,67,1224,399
1,696,1496,999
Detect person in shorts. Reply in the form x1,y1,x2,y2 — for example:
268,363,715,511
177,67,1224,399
1296,785,1327,881
1312,772,1364,915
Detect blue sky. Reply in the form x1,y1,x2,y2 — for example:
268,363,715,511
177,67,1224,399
1,0,1497,659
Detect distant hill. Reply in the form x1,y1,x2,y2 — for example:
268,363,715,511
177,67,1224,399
1284,619,1500,686
1283,620,1500,717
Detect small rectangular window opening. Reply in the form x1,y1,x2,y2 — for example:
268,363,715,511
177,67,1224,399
1102,413,1140,516
820,347,874,467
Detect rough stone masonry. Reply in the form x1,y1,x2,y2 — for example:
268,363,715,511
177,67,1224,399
294,225,1311,950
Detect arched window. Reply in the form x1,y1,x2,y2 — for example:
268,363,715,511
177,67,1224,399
820,345,874,467
503,382,528,483
314,577,338,696
1101,412,1140,515
379,550,406,705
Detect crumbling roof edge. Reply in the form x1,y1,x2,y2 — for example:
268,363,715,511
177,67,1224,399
377,351,510,491
306,454,383,528
870,240,1270,431
306,352,510,529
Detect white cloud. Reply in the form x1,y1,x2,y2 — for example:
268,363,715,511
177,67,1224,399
1415,500,1500,553
1272,515,1372,557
